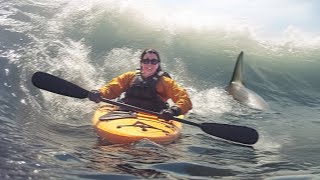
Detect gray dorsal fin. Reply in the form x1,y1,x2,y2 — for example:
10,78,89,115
230,51,244,84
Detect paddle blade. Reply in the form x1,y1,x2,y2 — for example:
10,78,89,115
200,123,259,145
32,71,89,99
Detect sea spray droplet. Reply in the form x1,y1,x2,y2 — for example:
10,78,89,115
5,68,10,76
21,99,27,104
4,82,11,87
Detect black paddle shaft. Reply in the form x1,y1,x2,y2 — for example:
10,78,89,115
31,71,259,145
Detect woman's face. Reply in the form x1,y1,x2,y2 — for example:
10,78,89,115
140,53,160,78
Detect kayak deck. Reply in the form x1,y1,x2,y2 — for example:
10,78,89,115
92,104,183,144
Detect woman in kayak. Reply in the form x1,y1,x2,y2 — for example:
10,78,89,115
88,48,192,119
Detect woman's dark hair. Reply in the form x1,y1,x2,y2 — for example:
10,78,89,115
140,48,161,61
140,48,162,72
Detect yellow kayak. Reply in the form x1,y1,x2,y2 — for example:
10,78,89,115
92,104,183,144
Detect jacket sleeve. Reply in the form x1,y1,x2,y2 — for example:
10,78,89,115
158,77,192,115
98,71,135,99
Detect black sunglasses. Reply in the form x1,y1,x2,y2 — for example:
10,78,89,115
141,59,160,65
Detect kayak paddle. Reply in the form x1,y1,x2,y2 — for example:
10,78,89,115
32,71,259,145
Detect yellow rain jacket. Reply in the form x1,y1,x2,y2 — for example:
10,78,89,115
99,71,192,114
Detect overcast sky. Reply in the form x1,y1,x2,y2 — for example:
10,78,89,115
152,0,319,34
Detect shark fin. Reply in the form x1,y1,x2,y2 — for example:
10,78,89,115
229,51,244,84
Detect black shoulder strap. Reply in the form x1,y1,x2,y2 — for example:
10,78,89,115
157,71,171,79
163,72,171,78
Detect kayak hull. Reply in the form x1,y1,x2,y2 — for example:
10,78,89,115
92,104,183,144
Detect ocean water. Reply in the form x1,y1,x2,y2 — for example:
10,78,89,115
1,0,320,179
